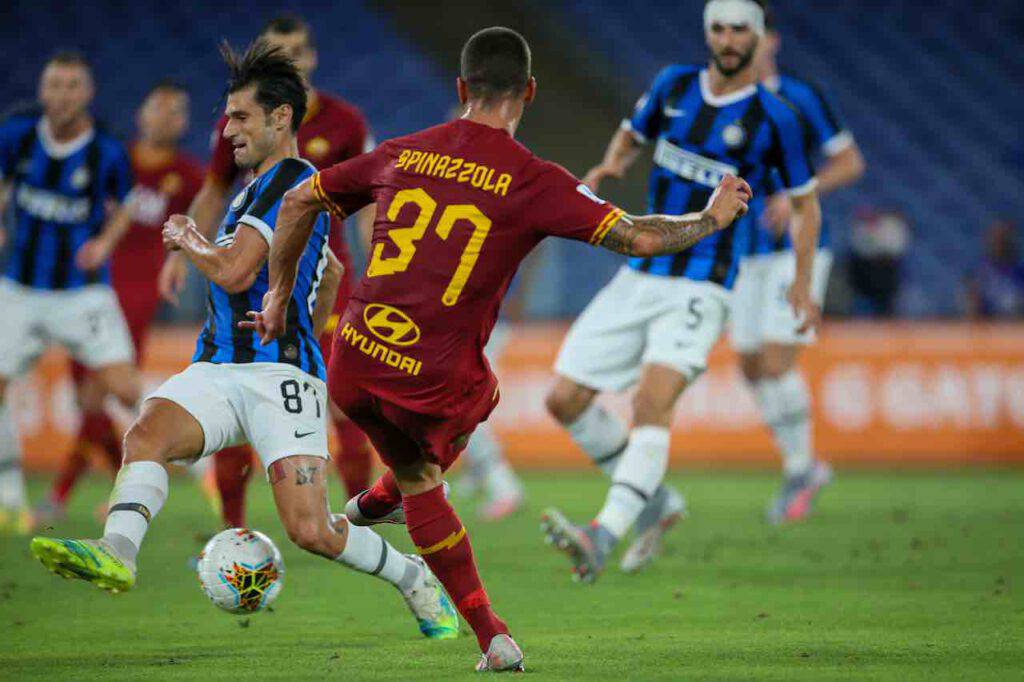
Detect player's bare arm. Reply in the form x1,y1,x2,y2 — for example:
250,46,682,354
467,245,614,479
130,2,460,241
583,127,645,193
162,213,268,293
158,176,230,305
311,248,343,337
599,175,752,257
75,198,136,271
785,189,823,333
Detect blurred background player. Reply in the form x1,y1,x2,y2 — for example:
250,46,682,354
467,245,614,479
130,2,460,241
543,0,820,581
38,80,203,519
157,14,377,528
30,41,457,641
0,51,140,533
730,8,866,524
256,26,750,670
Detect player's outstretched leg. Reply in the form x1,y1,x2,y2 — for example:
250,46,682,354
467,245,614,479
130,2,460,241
395,459,523,671
29,397,194,592
268,456,457,640
0,379,33,535
545,374,686,577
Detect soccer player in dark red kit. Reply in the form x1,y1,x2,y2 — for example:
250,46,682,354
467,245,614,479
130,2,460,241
158,14,377,528
245,27,751,672
41,81,202,517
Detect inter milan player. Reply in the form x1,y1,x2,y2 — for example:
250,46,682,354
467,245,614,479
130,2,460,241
247,27,751,671
545,0,821,581
0,52,139,533
158,14,377,528
731,8,865,524
29,42,458,641
40,81,203,518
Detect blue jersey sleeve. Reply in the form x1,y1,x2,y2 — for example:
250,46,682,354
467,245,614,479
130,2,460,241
238,158,312,244
624,67,676,143
0,118,22,180
786,79,850,157
768,102,817,195
104,141,133,202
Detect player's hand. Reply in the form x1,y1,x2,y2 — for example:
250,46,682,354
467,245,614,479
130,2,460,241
162,214,193,251
761,193,793,236
582,164,621,193
704,175,752,230
158,252,189,306
787,281,821,334
74,236,114,271
239,288,289,345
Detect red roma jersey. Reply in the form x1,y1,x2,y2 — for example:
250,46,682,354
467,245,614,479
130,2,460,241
314,118,623,417
111,144,202,301
208,89,372,273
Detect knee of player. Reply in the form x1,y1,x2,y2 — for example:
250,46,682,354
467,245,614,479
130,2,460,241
285,517,330,555
545,379,592,425
630,390,674,428
122,420,171,464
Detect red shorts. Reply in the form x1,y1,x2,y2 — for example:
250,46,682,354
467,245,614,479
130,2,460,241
70,290,159,384
330,372,499,472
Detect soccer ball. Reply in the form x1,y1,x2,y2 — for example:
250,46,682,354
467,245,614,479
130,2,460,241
196,528,285,614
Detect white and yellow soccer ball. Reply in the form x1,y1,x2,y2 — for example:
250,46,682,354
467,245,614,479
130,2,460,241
196,529,285,614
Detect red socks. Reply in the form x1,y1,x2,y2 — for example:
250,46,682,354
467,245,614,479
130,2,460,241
358,470,402,518
403,485,508,652
333,417,373,498
214,446,253,528
51,412,121,506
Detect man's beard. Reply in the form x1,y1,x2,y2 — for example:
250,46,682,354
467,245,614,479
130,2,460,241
712,48,755,77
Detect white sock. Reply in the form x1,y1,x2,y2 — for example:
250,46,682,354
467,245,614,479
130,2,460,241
0,403,26,509
465,423,522,499
595,426,670,539
753,371,813,477
567,403,629,476
102,461,169,563
333,515,419,591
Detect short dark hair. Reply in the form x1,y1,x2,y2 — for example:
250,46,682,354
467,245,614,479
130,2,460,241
460,27,531,104
145,78,188,100
261,13,315,49
46,49,91,74
220,40,307,133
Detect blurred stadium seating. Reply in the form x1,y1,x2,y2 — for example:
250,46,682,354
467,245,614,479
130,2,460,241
557,0,1024,316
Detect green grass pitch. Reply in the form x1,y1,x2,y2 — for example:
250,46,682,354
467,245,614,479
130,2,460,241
1,469,1022,680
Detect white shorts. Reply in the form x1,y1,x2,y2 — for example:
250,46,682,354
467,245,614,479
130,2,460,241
730,249,833,353
0,278,135,379
554,267,729,392
148,362,330,469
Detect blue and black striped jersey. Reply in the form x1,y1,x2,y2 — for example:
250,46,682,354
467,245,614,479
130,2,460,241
0,110,132,290
750,73,852,255
623,66,816,288
193,157,330,381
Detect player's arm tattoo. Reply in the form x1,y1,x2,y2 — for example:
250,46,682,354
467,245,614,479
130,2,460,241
598,212,720,257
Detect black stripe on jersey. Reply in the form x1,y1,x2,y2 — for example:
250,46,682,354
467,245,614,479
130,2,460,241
765,120,789,190
277,298,303,369
229,292,256,363
20,154,66,286
83,139,104,284
198,288,218,361
709,97,766,282
11,125,39,180
300,230,329,372
806,82,841,135
684,103,719,147
669,189,712,276
246,158,307,221
658,71,700,137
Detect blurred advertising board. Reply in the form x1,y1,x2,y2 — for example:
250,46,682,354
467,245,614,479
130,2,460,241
14,323,1024,471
